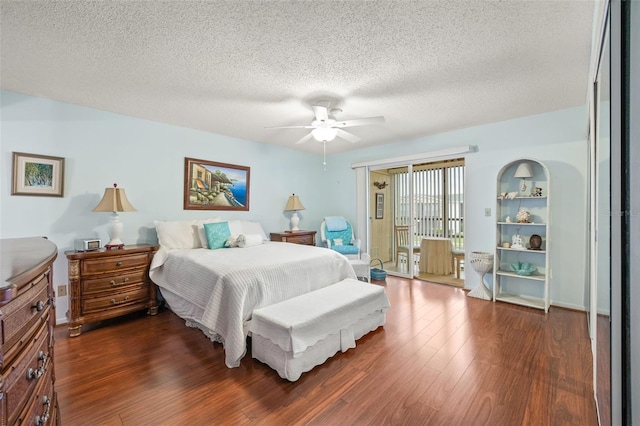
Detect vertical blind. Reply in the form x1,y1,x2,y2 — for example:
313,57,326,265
391,159,465,250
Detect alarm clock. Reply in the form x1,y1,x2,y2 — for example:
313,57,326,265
74,238,102,252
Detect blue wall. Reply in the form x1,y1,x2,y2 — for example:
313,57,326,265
1,90,589,322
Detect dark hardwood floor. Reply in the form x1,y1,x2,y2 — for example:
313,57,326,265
54,276,598,425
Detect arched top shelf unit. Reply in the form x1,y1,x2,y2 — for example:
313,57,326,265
494,158,550,312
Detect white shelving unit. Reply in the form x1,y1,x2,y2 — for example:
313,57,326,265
494,159,550,312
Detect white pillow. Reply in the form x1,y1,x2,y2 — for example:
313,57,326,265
237,234,263,248
239,221,268,241
226,220,244,237
154,220,201,250
195,217,224,248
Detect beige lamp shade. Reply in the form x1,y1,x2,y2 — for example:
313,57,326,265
284,194,305,232
284,194,305,212
93,184,137,213
93,184,136,249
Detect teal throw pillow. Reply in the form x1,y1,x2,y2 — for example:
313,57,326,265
203,221,231,249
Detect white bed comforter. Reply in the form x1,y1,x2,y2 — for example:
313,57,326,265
149,242,357,367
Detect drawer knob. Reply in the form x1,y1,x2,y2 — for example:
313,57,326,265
32,300,45,312
116,261,123,267
35,394,51,426
26,366,42,380
110,277,130,286
26,351,49,381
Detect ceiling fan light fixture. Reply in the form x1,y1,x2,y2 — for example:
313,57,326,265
312,127,337,142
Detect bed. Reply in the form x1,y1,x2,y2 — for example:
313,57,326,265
149,219,357,368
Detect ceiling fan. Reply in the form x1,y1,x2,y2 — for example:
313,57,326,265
266,101,385,145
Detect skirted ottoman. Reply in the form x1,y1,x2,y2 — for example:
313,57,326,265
249,278,390,381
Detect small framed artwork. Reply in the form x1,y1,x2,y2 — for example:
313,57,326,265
375,193,384,219
12,152,65,197
184,157,250,211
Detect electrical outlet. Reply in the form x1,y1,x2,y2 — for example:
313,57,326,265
57,285,67,297
485,208,491,216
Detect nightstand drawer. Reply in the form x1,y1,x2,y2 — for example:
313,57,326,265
82,269,146,294
270,231,316,246
82,285,150,314
284,234,313,245
81,253,149,274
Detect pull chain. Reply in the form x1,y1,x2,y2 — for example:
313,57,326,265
323,141,327,170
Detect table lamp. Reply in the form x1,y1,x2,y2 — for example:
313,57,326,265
93,183,137,249
284,194,305,232
514,162,533,193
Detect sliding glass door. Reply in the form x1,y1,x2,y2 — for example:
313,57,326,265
368,159,465,279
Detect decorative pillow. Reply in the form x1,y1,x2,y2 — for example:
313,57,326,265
333,238,343,246
203,222,231,250
154,220,201,250
195,217,224,248
236,234,263,248
225,235,241,248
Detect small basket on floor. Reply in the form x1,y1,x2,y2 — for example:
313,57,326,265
370,258,387,280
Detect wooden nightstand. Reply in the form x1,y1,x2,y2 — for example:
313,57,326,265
65,244,159,337
270,230,317,246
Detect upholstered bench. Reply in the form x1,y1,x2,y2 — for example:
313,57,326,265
249,278,390,381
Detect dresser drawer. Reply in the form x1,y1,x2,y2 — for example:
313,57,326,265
82,285,150,314
81,253,149,274
0,274,49,355
3,318,50,425
15,362,55,426
82,269,146,294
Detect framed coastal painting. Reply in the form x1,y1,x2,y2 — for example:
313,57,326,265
184,157,250,211
12,152,65,197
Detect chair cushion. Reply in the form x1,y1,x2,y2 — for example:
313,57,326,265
331,245,360,255
324,223,353,245
325,216,348,231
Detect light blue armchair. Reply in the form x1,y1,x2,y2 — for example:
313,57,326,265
320,217,361,260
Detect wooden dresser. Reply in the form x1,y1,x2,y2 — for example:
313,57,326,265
65,245,159,337
1,237,59,425
269,231,317,246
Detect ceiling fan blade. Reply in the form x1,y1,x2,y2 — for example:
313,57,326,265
336,128,361,143
334,116,385,128
265,125,315,129
312,105,329,122
295,133,314,145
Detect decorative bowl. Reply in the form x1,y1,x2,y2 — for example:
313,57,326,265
510,261,536,276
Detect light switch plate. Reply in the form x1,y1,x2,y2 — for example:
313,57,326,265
485,208,491,216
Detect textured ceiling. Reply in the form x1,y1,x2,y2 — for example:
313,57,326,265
1,1,596,155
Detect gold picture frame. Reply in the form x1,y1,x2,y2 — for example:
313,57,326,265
184,157,250,211
12,152,65,197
